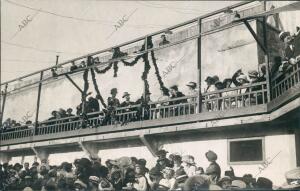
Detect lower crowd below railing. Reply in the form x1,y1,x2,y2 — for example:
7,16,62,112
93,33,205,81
1,63,300,142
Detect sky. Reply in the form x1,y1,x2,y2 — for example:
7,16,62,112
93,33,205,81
1,0,239,83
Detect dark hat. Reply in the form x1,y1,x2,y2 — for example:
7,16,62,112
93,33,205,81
78,158,92,167
215,80,224,89
111,88,118,94
186,82,197,89
205,150,218,161
156,149,168,156
149,167,162,177
212,75,220,82
122,92,130,98
14,163,23,169
205,76,215,83
173,155,182,162
51,110,57,115
32,162,39,166
256,177,273,189
279,31,291,41
223,78,232,85
137,158,147,167
170,85,178,91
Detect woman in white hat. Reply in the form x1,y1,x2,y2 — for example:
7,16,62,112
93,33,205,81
181,155,197,177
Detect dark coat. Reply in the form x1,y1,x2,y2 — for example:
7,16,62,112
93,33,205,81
107,97,120,109
169,91,187,105
206,161,221,182
87,98,100,113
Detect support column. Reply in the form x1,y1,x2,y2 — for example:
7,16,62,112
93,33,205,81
139,134,163,157
31,147,49,161
78,141,99,159
0,83,8,125
197,18,202,113
34,71,44,135
262,16,271,102
295,128,300,167
0,152,11,163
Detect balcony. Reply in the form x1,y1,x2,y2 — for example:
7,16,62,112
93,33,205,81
1,61,299,146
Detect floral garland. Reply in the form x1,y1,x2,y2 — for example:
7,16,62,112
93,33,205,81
90,68,107,108
150,51,169,96
141,53,151,95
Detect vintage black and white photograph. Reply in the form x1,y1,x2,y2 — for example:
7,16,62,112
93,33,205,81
0,1,300,190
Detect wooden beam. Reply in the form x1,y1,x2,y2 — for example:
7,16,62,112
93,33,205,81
34,72,43,135
0,83,8,125
65,74,83,94
243,20,267,54
197,18,202,113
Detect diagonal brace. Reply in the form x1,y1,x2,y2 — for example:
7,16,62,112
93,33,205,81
243,20,267,54
65,74,83,94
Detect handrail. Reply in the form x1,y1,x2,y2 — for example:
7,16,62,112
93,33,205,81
202,81,267,96
1,1,252,86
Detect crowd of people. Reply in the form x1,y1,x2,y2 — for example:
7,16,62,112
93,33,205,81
1,149,299,191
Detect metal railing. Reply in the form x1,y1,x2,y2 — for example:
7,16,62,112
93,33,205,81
202,82,268,112
0,81,274,143
271,61,300,99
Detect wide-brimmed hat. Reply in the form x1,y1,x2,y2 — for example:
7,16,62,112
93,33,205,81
122,92,130,98
230,180,246,189
111,88,118,94
279,31,291,41
237,74,249,83
186,82,197,89
205,150,218,161
182,155,196,165
248,70,259,78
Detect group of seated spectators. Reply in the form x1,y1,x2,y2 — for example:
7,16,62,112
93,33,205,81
1,118,33,132
1,149,299,191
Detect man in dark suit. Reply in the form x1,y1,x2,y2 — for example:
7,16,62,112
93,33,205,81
279,29,300,65
120,92,134,108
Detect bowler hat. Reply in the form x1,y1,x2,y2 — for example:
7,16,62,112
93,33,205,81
205,150,218,161
279,31,291,41
205,76,214,83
